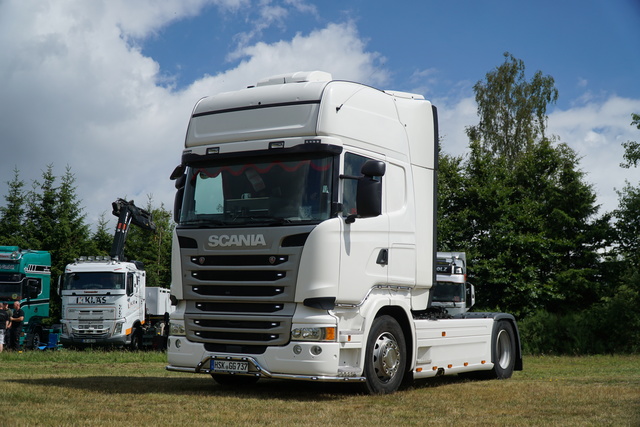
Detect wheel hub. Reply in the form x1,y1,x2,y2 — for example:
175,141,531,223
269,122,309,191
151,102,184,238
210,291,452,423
373,333,400,381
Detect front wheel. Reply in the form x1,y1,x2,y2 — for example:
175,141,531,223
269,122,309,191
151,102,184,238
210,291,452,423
129,327,142,351
25,329,43,350
362,315,407,394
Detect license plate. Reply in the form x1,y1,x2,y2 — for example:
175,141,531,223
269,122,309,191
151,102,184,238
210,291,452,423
82,339,96,343
211,359,249,373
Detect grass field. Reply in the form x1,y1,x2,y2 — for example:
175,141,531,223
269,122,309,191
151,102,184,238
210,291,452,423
0,350,638,426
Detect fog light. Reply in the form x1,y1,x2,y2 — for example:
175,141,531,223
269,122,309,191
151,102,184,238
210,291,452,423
293,345,302,355
310,345,322,356
175,339,181,349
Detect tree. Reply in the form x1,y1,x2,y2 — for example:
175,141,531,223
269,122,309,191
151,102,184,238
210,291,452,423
0,167,27,247
614,113,640,271
23,165,58,250
466,52,558,166
620,113,640,168
91,213,114,255
438,53,605,317
123,196,174,287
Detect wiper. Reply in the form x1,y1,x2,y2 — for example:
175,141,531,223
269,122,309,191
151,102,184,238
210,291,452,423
180,218,228,227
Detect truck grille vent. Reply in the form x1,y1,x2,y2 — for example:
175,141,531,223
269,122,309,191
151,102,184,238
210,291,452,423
195,302,285,313
196,319,280,329
204,343,267,354
193,270,285,282
195,331,279,342
191,255,288,266
192,285,284,297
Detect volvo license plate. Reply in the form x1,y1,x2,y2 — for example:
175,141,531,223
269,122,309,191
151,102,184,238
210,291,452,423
211,359,249,373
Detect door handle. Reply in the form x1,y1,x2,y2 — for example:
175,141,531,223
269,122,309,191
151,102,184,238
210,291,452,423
376,248,388,266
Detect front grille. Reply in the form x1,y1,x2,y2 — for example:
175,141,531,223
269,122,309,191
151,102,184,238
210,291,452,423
180,226,314,348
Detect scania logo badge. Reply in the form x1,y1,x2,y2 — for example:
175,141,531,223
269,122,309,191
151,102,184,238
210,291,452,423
269,256,276,265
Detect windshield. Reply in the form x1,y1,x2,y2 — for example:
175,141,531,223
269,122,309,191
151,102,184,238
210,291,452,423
0,273,23,300
180,154,334,226
63,272,125,291
432,282,465,303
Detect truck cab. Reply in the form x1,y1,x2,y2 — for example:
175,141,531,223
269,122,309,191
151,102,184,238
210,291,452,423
59,257,146,347
0,246,51,348
432,252,475,316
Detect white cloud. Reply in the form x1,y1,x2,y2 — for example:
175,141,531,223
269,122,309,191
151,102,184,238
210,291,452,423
428,93,640,216
548,96,640,213
0,1,387,232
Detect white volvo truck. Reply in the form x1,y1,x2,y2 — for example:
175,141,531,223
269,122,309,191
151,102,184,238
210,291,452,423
60,199,172,349
167,71,522,393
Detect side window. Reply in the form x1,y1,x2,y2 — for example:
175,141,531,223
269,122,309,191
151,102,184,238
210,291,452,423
126,273,134,297
26,278,42,299
343,152,374,215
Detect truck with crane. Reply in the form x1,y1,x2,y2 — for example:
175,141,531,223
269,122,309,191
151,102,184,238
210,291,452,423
166,71,522,393
59,199,172,349
0,246,52,349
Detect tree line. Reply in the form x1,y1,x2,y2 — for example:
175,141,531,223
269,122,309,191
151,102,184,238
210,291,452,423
437,53,639,354
1,53,638,354
0,165,173,321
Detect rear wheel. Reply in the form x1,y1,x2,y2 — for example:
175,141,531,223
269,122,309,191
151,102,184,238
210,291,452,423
492,320,516,379
362,315,407,394
467,320,516,380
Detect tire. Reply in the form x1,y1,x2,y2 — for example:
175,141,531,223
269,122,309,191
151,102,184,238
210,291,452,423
492,320,516,379
362,315,407,394
467,320,516,380
211,374,260,387
25,330,42,350
129,327,142,351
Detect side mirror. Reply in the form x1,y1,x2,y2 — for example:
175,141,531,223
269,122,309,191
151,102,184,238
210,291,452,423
465,283,475,309
173,187,184,224
354,160,385,219
171,166,186,224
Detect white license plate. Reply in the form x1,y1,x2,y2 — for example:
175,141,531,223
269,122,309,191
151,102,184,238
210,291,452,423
82,339,97,343
211,360,249,373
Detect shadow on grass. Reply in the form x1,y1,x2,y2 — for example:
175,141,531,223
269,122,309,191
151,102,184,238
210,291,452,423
9,373,472,400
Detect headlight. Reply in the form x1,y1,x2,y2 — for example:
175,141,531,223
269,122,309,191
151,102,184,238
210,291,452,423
113,322,123,335
170,322,186,336
291,327,336,342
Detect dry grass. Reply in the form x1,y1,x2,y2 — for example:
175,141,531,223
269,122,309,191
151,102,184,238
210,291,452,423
0,351,638,426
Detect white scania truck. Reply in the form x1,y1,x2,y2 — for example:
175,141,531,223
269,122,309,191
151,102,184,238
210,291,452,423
60,199,172,349
167,71,522,393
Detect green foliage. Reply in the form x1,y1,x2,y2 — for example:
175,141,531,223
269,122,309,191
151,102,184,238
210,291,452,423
466,52,558,165
0,166,173,322
520,285,640,354
124,196,174,287
0,167,27,247
620,113,640,168
439,53,607,318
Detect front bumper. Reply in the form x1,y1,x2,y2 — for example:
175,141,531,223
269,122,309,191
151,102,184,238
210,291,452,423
166,336,365,382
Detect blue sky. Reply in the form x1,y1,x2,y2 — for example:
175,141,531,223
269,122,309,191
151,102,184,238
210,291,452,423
0,0,639,228
142,0,640,108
